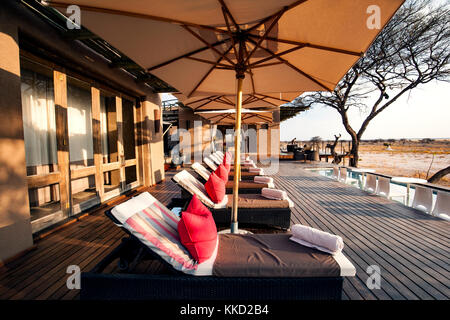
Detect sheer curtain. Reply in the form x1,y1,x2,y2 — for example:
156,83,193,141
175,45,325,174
67,79,94,167
21,68,57,167
21,65,58,206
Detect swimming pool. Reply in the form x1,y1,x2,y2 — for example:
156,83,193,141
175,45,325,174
305,168,438,208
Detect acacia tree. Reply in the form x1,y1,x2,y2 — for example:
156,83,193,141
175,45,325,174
294,0,450,167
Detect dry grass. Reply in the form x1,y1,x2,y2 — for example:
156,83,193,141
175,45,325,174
281,139,450,187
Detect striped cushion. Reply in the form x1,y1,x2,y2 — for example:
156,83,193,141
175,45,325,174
111,192,218,276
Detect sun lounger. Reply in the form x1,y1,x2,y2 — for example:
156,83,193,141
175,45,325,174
203,157,264,180
191,162,274,194
80,192,356,300
172,170,292,229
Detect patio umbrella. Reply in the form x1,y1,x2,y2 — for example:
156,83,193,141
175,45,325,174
50,0,405,233
195,108,273,124
175,92,299,111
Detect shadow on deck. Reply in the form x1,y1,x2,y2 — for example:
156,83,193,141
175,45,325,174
0,163,448,300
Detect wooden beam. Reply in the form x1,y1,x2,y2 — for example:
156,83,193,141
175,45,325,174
70,166,96,180
115,96,126,190
91,86,104,198
26,172,61,190
53,69,71,214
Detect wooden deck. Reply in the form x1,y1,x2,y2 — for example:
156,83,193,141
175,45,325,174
0,162,449,300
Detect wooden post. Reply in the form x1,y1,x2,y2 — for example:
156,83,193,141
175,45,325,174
116,96,125,190
91,87,104,199
231,75,244,233
53,70,71,215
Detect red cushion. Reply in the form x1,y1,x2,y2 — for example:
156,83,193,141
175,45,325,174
178,209,217,263
214,164,229,183
204,172,226,203
223,152,232,172
186,194,212,217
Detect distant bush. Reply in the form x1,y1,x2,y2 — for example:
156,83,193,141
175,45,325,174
420,138,434,144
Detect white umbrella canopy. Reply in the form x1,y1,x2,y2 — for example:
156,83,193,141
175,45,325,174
195,108,273,124
175,92,299,111
49,0,404,97
49,0,404,232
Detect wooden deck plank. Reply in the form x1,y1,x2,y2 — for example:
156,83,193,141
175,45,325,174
273,163,450,300
0,166,448,300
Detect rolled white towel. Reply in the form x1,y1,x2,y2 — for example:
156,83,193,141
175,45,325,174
261,187,287,200
249,168,264,175
254,176,274,184
290,224,344,255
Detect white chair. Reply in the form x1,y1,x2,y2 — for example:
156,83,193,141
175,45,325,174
376,177,406,204
411,186,433,214
332,167,340,180
431,191,450,221
364,173,377,193
339,167,358,186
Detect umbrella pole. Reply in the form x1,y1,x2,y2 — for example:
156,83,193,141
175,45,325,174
231,75,244,234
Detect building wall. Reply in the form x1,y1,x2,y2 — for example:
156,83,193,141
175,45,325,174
0,7,34,263
0,2,165,262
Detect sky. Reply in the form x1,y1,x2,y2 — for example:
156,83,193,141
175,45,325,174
280,80,450,141
163,81,450,142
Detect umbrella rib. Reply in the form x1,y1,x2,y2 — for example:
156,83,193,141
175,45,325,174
246,37,333,91
254,96,278,107
221,7,239,61
242,45,256,94
247,0,309,33
256,93,292,103
248,34,364,57
182,26,236,66
187,44,234,98
185,56,233,69
186,95,219,106
249,61,284,69
217,0,240,31
243,9,285,65
216,97,234,106
192,96,223,110
249,44,306,67
49,1,230,35
147,39,229,71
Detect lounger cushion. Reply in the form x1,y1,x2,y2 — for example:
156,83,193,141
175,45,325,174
110,192,218,276
186,194,212,217
226,194,291,209
214,164,229,183
213,234,341,277
178,208,218,263
205,172,226,203
223,152,231,172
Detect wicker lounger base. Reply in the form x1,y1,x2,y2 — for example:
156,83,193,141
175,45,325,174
211,207,291,230
178,190,291,230
81,272,343,300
